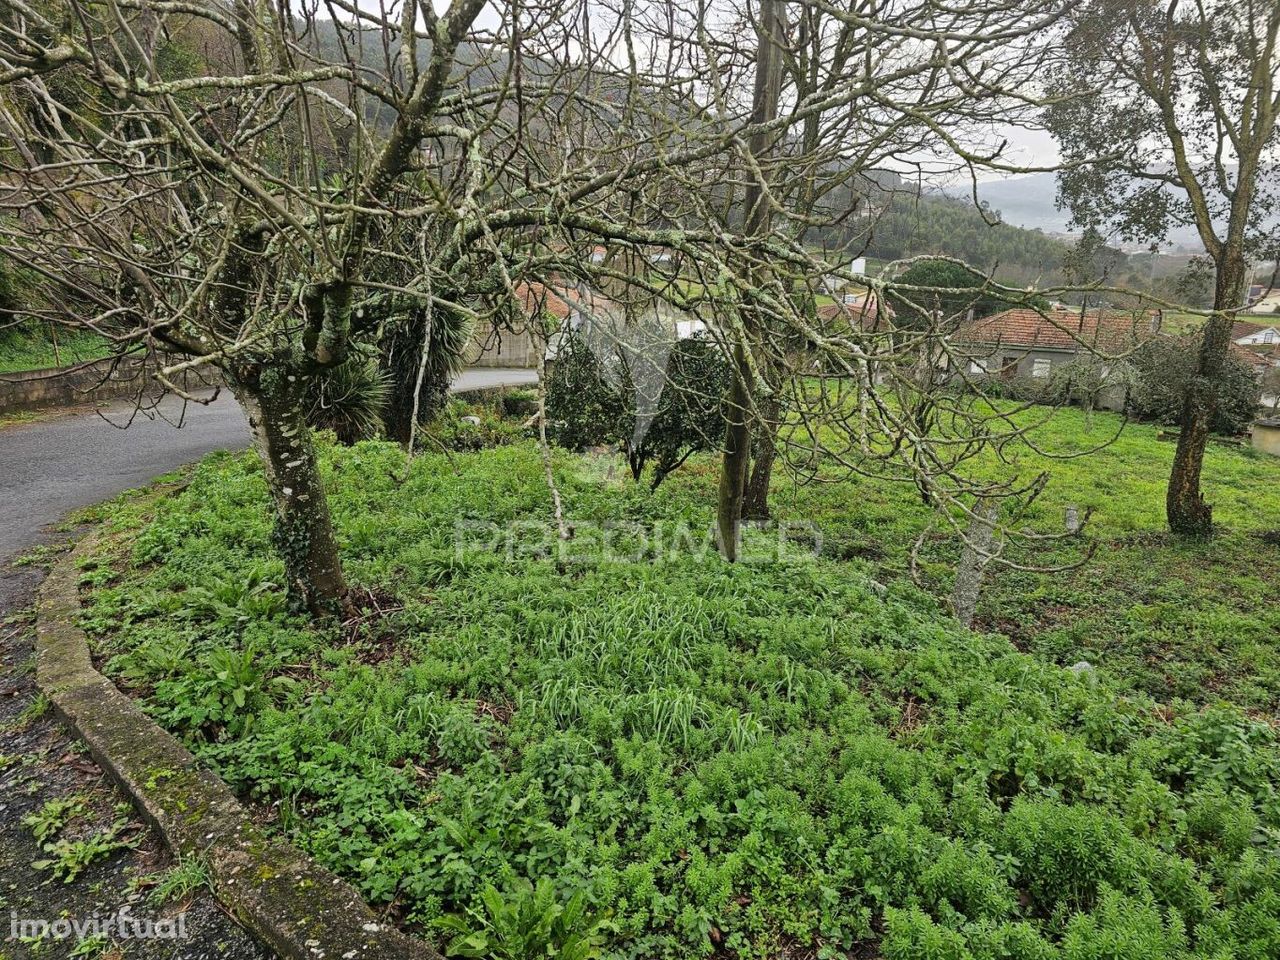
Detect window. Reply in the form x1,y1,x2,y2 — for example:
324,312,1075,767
968,359,988,375
1265,330,1276,344
1031,358,1052,379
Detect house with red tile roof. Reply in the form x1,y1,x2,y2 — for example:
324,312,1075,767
466,282,572,368
816,291,891,331
954,306,1162,410
1231,341,1280,377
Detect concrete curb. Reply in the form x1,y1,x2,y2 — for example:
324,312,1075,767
36,532,440,960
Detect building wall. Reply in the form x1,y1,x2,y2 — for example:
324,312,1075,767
1250,292,1280,312
961,346,1128,411
0,357,219,414
963,346,1063,376
465,326,540,369
1235,327,1280,346
1253,424,1280,457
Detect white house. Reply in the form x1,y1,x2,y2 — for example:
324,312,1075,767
1233,320,1280,346
822,258,868,294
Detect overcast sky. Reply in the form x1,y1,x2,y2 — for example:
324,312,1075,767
379,0,1065,186
978,127,1062,182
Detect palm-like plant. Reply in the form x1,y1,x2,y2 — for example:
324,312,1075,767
380,302,473,445
305,355,391,445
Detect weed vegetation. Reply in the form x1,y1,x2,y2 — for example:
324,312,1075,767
0,325,109,373
81,407,1280,959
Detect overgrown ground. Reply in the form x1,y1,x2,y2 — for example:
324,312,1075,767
77,405,1280,959
745,405,1280,709
0,327,109,374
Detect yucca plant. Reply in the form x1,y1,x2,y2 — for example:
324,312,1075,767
305,355,390,445
380,302,473,445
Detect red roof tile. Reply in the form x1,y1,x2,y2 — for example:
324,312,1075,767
817,293,890,330
958,307,1159,353
1233,342,1280,370
513,282,571,320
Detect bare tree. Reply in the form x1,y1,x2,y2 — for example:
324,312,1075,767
1045,0,1280,536
0,0,742,610
717,0,785,558
0,0,1124,611
684,0,1075,557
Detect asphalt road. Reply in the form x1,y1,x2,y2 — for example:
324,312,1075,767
0,367,536,611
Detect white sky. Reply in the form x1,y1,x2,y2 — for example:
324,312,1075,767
379,0,1066,184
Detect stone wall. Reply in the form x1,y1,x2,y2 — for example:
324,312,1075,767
465,325,540,368
0,357,219,415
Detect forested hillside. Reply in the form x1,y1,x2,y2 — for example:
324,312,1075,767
862,194,1070,285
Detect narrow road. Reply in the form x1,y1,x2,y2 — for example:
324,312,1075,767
0,368,536,610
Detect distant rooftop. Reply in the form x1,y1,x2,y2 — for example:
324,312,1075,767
957,307,1160,353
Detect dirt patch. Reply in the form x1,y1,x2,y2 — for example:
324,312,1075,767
1,555,272,960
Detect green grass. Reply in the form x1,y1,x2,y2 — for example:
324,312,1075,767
741,404,1280,708
1158,309,1280,336
136,857,212,906
0,326,109,373
1159,312,1206,335
79,414,1280,960
0,409,40,429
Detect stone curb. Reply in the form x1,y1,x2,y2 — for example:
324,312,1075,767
35,531,441,960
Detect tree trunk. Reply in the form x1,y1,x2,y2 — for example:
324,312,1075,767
716,0,784,558
1166,253,1248,537
230,366,351,618
743,392,780,521
952,498,999,628
718,342,753,561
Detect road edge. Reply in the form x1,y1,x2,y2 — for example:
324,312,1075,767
35,529,441,960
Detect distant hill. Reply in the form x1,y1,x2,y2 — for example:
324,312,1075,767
971,174,1070,234
846,189,1073,287
968,172,1278,252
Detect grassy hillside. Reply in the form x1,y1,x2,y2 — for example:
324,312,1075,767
0,325,109,373
720,406,1280,707
77,409,1280,960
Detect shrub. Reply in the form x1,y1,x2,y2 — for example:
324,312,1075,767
545,334,627,451
501,388,540,419
378,299,474,444
887,259,1043,328
974,375,1053,404
546,332,729,488
428,398,530,451
1129,335,1261,434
